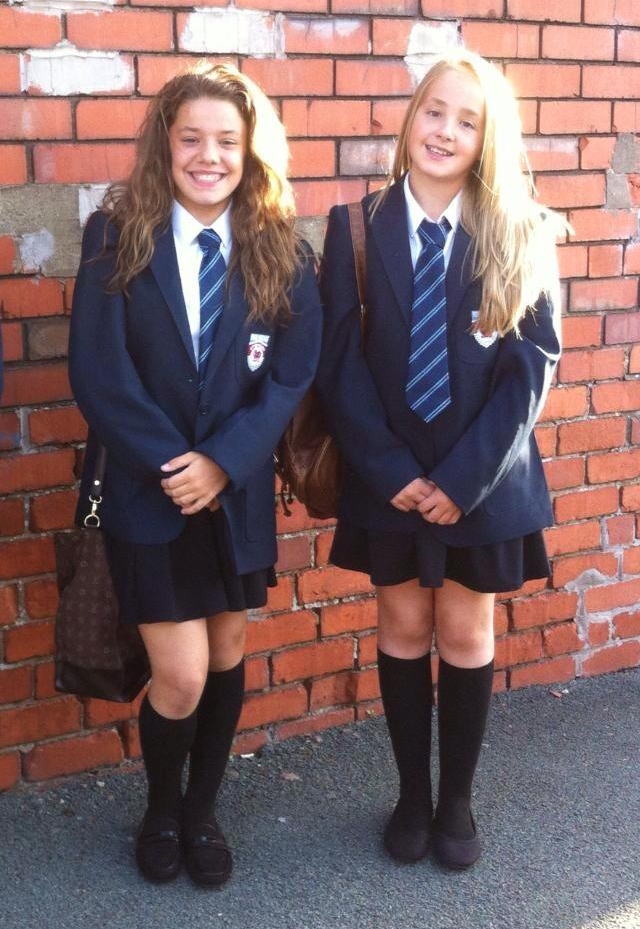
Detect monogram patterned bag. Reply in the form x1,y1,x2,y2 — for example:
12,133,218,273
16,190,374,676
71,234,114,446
54,446,150,703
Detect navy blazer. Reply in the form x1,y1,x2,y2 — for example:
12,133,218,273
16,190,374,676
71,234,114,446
316,183,561,547
69,211,322,574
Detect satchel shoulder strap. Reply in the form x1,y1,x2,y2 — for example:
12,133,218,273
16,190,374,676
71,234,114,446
346,200,367,312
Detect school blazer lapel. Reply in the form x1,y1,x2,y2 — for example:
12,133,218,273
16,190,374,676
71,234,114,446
149,226,197,367
445,225,474,322
370,184,414,327
371,183,475,329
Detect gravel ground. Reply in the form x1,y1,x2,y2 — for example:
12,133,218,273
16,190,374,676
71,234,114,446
1,668,639,929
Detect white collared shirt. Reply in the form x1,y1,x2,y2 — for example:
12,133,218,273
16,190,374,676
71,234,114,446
403,173,461,272
171,200,233,358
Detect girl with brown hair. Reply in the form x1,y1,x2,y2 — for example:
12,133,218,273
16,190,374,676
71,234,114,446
69,62,321,886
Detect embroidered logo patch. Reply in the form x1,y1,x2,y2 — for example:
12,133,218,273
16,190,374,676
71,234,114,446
247,334,270,372
471,311,499,348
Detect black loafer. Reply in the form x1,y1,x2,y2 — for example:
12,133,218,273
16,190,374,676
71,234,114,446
135,814,181,882
183,818,233,887
432,813,481,870
383,797,431,863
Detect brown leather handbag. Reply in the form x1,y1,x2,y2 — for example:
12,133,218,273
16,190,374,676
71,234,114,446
275,202,367,520
54,445,150,703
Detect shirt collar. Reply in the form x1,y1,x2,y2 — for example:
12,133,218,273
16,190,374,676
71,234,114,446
171,199,233,251
403,173,461,236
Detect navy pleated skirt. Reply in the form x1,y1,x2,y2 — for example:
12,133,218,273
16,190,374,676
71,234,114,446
104,509,276,626
330,519,550,594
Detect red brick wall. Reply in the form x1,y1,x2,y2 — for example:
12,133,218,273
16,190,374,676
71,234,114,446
1,0,639,789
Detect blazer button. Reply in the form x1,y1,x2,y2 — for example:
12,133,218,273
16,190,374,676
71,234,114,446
186,376,194,384
199,405,210,415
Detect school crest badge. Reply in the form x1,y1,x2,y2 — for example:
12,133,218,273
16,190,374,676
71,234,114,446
247,334,270,372
473,329,499,348
470,310,498,348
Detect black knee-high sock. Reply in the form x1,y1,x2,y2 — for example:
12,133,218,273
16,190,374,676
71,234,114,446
436,657,494,835
377,649,432,808
184,660,245,826
139,694,198,821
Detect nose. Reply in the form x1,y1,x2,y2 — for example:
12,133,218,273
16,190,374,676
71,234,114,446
200,138,220,163
438,120,455,141
437,115,455,140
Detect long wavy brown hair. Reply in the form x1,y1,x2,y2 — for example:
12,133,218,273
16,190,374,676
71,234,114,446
102,62,300,323
375,49,566,336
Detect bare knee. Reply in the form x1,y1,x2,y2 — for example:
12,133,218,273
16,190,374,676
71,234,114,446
149,667,208,719
377,582,434,658
436,623,493,667
207,611,247,672
139,619,210,718
434,583,495,668
379,612,432,655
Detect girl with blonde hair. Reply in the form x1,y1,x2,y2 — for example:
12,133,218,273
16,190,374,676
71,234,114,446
69,62,321,886
317,48,562,870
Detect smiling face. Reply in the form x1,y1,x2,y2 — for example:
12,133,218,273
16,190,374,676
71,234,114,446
407,67,485,205
169,96,247,225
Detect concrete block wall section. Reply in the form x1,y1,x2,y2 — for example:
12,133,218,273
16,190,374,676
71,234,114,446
0,0,639,789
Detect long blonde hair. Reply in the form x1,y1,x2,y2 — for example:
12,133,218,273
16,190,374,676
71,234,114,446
379,49,564,336
102,62,300,323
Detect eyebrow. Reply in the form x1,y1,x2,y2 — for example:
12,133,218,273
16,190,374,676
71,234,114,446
426,96,483,118
178,125,242,135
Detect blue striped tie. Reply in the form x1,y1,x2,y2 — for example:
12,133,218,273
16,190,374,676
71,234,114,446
405,218,451,423
197,228,225,390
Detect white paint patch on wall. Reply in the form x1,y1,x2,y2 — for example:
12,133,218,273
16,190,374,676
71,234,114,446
18,0,115,11
180,9,282,57
340,139,395,177
335,19,362,38
404,21,461,85
283,17,368,55
21,43,134,95
18,229,56,274
79,185,109,226
525,137,577,156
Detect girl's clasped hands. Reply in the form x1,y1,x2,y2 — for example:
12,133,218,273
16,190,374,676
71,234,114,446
390,477,463,525
160,451,227,515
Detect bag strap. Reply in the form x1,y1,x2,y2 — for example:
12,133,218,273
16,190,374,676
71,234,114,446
346,200,367,314
84,444,107,528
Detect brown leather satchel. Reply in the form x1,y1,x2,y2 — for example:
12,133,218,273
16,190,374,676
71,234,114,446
275,202,367,520
54,445,150,703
